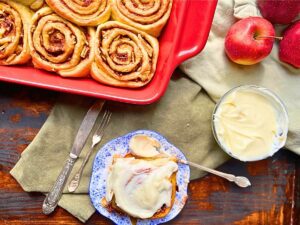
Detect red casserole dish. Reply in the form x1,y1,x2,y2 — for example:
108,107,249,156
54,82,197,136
0,0,217,104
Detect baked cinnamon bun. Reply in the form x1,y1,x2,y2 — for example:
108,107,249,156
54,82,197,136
45,0,111,26
105,155,178,219
111,0,173,37
91,21,159,88
28,7,95,78
0,0,32,65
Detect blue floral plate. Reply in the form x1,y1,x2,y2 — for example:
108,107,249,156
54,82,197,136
89,130,190,225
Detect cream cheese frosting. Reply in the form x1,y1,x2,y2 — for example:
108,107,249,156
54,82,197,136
106,157,178,219
214,87,288,161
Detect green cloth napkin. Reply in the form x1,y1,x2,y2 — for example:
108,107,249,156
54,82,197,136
10,73,229,222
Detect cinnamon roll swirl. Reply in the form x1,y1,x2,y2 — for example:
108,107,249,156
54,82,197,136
28,7,95,78
45,0,111,26
91,21,159,88
0,0,32,65
111,0,173,37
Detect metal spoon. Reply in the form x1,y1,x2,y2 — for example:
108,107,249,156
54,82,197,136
129,135,251,188
178,159,251,188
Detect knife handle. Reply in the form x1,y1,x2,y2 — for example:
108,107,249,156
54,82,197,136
42,154,77,215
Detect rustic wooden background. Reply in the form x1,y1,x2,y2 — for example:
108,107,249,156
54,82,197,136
0,81,299,225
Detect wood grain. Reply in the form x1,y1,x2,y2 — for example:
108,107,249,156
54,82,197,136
0,82,299,225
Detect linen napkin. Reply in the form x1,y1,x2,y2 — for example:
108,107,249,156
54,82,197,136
10,72,228,222
181,0,300,155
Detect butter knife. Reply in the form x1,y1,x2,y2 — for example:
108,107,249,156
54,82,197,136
42,100,105,215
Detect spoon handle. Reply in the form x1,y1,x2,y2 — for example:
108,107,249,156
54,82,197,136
179,159,251,188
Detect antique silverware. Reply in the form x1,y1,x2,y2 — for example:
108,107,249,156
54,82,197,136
42,100,105,215
68,109,112,193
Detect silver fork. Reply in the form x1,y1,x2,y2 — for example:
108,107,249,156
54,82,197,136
68,109,112,193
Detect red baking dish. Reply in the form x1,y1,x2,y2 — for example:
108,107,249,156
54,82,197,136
0,0,217,104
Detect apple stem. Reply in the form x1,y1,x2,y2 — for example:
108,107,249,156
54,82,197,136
255,35,283,40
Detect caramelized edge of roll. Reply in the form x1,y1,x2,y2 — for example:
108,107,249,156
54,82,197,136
45,0,111,26
111,0,173,37
14,0,45,11
0,0,32,65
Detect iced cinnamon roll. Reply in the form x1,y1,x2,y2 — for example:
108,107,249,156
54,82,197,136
111,0,173,37
45,0,111,26
105,156,178,219
91,21,159,88
0,0,32,65
28,7,95,78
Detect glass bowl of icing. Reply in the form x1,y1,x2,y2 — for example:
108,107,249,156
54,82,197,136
212,85,289,162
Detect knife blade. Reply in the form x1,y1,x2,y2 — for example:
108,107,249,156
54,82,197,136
70,100,105,157
42,100,105,215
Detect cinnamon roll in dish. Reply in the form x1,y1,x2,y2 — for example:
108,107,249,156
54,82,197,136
111,0,173,37
105,156,178,219
91,21,159,88
28,7,95,78
45,0,111,26
0,0,32,65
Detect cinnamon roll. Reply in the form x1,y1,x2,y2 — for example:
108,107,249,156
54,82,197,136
28,7,95,78
105,156,178,219
111,0,173,37
45,0,111,26
91,21,159,88
0,0,32,65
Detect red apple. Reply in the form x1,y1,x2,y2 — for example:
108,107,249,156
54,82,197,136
258,0,300,25
279,20,300,68
225,17,275,65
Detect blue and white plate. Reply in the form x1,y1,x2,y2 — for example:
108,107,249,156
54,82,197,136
89,130,190,225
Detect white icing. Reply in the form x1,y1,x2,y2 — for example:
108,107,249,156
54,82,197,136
214,88,288,161
106,157,178,219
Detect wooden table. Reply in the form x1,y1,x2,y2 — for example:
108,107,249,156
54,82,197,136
0,81,299,225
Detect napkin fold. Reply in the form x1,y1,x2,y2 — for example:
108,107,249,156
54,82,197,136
10,72,228,222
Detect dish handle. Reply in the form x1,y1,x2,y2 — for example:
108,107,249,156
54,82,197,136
173,0,218,67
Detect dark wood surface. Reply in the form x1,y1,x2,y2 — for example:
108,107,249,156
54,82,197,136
0,82,299,225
